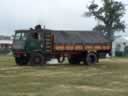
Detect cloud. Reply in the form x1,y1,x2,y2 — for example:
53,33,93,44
0,0,127,35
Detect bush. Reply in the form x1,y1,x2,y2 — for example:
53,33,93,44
124,46,128,56
115,51,124,57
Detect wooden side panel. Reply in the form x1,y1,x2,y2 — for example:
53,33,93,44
65,45,74,50
84,45,93,50
74,45,83,50
55,45,65,51
102,45,111,50
54,44,111,51
94,45,102,50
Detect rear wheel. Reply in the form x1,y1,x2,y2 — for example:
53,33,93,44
84,53,97,65
30,53,45,66
15,57,29,66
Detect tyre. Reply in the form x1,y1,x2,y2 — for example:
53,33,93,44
84,53,97,65
15,57,29,66
30,53,45,66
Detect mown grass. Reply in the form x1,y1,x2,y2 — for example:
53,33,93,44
0,56,128,96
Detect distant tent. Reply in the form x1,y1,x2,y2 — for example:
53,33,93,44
112,36,128,56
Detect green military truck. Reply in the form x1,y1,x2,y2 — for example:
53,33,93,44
12,25,111,66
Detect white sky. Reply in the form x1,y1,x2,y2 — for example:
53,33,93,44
0,0,128,36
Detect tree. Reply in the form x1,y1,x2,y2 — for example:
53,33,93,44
85,0,125,41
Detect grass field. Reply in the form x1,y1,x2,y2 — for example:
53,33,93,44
0,56,128,96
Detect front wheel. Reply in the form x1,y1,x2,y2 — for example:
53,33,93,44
30,53,46,66
15,57,29,66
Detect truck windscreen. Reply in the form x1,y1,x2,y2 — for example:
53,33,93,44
15,32,27,40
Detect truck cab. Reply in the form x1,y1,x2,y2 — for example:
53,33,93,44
12,29,44,65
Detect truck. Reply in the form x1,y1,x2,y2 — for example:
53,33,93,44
12,25,112,66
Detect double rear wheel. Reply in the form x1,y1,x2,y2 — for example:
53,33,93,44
68,53,98,65
84,53,97,65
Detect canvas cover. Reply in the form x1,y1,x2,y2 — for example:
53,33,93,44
53,31,111,45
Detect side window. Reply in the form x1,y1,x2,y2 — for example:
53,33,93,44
32,32,38,40
21,33,26,40
15,33,21,40
15,32,27,40
38,33,41,40
31,32,42,41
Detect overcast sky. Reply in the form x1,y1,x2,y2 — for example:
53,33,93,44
0,0,128,36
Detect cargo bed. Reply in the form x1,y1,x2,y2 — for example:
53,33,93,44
52,31,111,51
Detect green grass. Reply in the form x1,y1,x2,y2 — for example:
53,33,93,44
0,56,128,96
